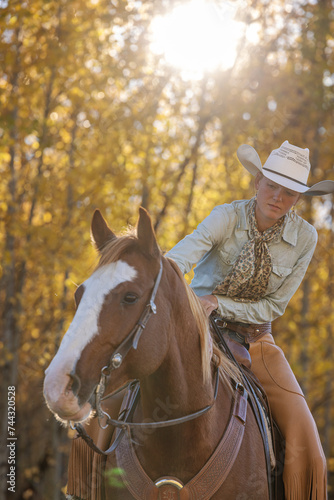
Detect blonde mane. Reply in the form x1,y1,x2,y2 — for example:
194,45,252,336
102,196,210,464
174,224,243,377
167,259,242,388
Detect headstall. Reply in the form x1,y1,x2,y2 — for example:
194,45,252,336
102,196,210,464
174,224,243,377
95,258,164,428
71,259,163,432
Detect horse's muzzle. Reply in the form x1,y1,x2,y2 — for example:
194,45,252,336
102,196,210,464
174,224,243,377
43,370,92,423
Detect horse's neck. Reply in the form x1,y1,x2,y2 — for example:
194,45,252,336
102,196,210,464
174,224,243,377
134,304,226,481
141,301,213,416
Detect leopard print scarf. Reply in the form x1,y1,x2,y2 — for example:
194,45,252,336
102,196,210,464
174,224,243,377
213,197,286,302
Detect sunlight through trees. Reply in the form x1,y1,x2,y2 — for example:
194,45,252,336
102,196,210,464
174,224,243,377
0,0,333,497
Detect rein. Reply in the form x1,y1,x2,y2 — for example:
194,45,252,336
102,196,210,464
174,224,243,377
73,367,221,456
108,366,220,430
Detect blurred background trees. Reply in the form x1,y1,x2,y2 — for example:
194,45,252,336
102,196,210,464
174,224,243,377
0,0,333,498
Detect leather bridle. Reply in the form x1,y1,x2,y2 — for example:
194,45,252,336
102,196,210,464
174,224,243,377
70,258,224,453
94,258,164,428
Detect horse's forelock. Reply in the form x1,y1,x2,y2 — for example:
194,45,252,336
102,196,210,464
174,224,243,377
95,230,139,269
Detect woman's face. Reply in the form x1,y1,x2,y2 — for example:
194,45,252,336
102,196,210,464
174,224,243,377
255,173,300,231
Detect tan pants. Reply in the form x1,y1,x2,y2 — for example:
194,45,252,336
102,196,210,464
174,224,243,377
249,334,327,500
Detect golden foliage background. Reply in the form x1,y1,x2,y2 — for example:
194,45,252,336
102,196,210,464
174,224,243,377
0,0,333,498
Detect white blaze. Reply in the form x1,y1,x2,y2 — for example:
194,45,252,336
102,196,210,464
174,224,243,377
46,260,137,381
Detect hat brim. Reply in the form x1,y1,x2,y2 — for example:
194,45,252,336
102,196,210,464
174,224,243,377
303,180,334,196
237,144,334,196
237,144,262,176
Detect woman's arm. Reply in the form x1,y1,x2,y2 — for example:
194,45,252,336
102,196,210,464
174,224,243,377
166,205,233,274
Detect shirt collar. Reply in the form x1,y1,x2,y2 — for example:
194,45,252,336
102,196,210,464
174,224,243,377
282,216,298,246
237,199,297,246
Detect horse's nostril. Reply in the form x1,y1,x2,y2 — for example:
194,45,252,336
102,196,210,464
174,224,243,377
67,373,81,397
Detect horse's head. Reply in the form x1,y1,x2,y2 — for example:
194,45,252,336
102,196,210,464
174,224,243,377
43,208,169,424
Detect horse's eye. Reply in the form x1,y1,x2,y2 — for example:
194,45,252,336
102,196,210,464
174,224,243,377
122,293,138,305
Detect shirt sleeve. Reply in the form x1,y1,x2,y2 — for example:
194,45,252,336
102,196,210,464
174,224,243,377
215,227,318,324
165,205,231,274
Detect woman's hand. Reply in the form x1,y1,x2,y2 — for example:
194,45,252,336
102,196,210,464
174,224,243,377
198,294,218,317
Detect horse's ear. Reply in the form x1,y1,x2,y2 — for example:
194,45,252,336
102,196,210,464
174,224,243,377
137,207,160,258
91,209,116,252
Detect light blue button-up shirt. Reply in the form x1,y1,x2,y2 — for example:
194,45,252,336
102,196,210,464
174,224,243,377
166,199,317,324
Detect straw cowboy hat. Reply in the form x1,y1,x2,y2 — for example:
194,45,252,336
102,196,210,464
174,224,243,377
237,140,334,196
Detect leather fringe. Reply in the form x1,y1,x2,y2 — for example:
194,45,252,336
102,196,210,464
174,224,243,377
284,457,327,500
66,436,106,500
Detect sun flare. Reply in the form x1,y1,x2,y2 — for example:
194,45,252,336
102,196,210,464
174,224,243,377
150,0,244,78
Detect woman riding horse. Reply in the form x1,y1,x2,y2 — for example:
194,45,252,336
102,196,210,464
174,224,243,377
44,206,272,499
166,140,333,500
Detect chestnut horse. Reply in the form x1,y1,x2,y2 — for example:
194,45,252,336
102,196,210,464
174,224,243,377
44,208,270,499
